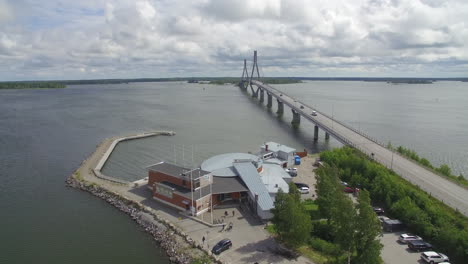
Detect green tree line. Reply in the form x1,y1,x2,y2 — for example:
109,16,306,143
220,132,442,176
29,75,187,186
320,147,468,264
0,82,65,89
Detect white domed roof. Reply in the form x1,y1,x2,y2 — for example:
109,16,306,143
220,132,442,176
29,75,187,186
201,153,260,177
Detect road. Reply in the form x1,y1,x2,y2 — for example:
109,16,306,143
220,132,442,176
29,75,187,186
251,80,468,216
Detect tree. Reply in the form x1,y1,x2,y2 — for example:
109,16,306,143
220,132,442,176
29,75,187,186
288,181,301,202
330,190,356,264
354,190,383,264
271,188,312,248
315,166,340,220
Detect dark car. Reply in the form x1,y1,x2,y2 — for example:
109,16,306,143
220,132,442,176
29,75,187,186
373,207,385,215
408,240,432,252
212,239,232,255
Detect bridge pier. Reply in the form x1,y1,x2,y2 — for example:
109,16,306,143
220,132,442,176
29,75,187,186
314,125,319,141
325,132,330,140
259,89,264,102
291,109,300,125
267,92,272,108
276,99,284,115
239,81,248,90
250,84,257,97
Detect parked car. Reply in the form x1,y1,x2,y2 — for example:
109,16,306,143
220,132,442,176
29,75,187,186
212,239,232,255
311,111,317,116
373,207,385,215
420,251,449,263
408,240,433,252
398,233,422,244
340,181,348,186
378,216,390,223
285,168,298,176
295,183,309,194
313,157,321,166
298,186,309,194
343,186,359,193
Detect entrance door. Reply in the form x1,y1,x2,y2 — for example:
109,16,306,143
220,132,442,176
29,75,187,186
219,193,232,202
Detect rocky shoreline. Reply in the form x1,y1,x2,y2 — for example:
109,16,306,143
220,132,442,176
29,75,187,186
66,176,218,264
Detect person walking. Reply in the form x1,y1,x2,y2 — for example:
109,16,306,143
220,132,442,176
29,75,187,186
232,210,235,217
202,236,206,244
224,211,228,218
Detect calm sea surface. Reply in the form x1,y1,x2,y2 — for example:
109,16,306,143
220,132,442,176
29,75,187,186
1,81,467,263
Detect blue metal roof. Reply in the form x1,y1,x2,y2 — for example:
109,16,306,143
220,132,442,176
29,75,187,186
233,161,274,211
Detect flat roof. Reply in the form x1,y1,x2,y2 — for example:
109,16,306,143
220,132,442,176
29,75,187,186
263,142,296,153
148,162,210,180
260,164,290,193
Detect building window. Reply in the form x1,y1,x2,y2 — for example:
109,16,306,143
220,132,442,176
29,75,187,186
155,183,173,198
193,180,201,189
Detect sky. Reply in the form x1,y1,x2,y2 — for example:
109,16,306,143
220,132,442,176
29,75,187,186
1,0,467,81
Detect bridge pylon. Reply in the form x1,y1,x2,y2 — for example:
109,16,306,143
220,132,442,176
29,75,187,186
239,59,249,89
249,51,261,96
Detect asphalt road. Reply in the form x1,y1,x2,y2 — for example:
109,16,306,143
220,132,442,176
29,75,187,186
252,80,468,216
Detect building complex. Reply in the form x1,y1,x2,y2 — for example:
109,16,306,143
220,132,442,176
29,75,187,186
147,142,299,220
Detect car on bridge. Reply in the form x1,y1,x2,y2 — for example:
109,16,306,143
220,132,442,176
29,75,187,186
311,111,317,116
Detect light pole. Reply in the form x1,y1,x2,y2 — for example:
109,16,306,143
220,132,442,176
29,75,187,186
391,150,394,170
332,104,334,130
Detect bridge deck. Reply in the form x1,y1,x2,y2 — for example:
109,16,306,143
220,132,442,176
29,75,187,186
251,80,468,216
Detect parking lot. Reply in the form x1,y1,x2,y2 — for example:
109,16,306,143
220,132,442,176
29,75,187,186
380,231,426,264
289,154,318,200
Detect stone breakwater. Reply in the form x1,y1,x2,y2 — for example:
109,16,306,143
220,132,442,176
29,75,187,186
66,176,219,264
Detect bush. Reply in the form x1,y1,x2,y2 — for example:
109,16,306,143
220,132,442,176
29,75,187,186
309,237,341,256
311,220,335,241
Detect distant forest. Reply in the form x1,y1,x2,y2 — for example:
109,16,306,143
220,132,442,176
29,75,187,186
0,82,65,89
2,77,468,89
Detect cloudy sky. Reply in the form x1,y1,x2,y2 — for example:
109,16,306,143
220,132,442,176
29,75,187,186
1,0,467,81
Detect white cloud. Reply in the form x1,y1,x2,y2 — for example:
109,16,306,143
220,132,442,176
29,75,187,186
0,0,13,23
0,0,468,80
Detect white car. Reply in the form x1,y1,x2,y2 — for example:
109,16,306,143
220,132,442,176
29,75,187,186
298,186,309,194
420,251,449,263
295,183,309,194
285,168,298,176
398,233,422,244
311,111,317,116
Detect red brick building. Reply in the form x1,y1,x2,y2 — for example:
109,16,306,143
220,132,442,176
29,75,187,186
147,162,248,216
